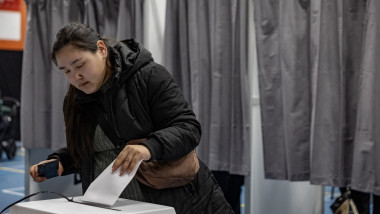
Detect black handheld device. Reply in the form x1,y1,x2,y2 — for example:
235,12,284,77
37,160,59,179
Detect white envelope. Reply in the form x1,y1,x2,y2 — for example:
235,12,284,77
80,159,143,206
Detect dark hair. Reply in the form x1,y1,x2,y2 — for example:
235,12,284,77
63,85,95,167
51,23,103,65
52,23,109,167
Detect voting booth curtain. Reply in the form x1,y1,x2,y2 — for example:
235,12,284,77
21,0,144,150
163,0,251,176
253,0,380,194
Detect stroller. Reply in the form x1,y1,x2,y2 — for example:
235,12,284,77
0,91,20,160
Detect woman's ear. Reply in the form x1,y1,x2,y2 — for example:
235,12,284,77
97,40,107,57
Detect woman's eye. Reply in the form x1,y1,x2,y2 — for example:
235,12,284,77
76,63,85,69
64,70,71,74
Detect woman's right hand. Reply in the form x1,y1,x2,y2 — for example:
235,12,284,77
29,159,64,182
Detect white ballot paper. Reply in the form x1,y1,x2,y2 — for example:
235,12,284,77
80,159,143,207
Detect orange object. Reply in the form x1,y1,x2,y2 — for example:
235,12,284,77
0,0,26,51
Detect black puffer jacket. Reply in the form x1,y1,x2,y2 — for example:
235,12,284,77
50,39,201,183
88,39,201,162
48,39,233,213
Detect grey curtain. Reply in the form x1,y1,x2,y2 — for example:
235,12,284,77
350,0,380,195
163,0,251,175
83,0,143,40
21,0,144,150
253,0,311,181
254,0,380,194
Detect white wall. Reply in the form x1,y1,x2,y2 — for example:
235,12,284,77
144,0,167,64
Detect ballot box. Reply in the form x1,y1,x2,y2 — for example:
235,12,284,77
9,197,176,214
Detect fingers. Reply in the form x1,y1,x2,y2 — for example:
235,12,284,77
119,152,136,176
29,159,63,182
112,144,151,176
30,164,43,182
57,162,64,176
30,162,47,182
33,176,47,183
112,145,136,175
112,150,128,173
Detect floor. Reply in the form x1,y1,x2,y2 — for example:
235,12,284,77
324,186,341,214
0,146,363,214
324,186,376,214
0,145,25,214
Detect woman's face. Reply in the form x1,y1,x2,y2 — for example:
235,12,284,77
55,41,109,94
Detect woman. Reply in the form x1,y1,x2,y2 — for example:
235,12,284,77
29,23,234,213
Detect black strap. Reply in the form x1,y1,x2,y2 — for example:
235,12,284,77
0,191,73,214
87,104,123,149
0,191,121,213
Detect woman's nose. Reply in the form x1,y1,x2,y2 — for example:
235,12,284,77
74,71,83,80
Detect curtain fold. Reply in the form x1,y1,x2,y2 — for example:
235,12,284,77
253,0,311,180
163,0,250,175
350,0,380,195
254,0,380,194
22,0,54,149
21,0,144,150
308,0,366,187
116,0,144,41
83,0,144,41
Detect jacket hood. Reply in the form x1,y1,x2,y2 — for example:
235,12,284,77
110,39,154,85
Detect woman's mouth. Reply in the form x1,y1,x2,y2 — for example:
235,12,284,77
79,81,88,87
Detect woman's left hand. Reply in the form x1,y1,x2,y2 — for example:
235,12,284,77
112,139,151,175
